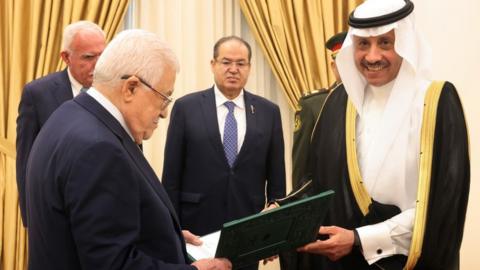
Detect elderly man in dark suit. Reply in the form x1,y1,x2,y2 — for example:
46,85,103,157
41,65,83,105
25,29,231,270
162,36,286,244
16,20,106,226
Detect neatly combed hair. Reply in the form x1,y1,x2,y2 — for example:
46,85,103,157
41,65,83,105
93,29,179,89
62,21,105,52
213,36,252,61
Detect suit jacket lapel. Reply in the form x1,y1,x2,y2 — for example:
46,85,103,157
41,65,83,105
200,88,228,164
74,94,182,228
52,69,74,105
235,90,257,168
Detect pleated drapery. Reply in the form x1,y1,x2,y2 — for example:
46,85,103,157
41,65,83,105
239,0,361,110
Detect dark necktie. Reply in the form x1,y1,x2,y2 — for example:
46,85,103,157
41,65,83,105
80,87,88,93
223,101,237,167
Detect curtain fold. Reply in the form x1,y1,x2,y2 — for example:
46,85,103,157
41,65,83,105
0,1,129,269
239,0,362,110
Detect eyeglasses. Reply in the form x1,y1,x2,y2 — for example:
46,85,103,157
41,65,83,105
121,75,173,108
215,59,250,69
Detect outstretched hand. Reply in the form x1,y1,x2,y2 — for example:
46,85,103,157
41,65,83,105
297,226,355,261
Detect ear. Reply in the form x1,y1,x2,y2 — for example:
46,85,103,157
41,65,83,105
60,51,70,65
210,59,216,72
331,61,339,75
331,61,341,82
121,77,140,103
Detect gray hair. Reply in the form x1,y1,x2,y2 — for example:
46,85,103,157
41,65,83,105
93,29,179,89
62,21,105,52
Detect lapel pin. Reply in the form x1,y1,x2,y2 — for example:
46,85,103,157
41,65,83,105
250,105,255,114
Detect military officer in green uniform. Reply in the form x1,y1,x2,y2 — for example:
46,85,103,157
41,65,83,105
291,31,347,189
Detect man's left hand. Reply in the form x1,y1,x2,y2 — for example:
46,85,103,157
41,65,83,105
182,230,203,246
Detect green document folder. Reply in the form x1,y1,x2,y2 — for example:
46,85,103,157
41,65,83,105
215,190,334,269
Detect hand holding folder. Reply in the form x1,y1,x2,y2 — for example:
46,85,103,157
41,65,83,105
187,190,334,269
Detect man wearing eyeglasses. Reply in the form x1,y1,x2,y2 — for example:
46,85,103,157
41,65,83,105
25,29,231,270
163,36,286,268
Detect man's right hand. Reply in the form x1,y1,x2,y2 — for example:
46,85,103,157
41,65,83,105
297,226,355,261
192,258,232,270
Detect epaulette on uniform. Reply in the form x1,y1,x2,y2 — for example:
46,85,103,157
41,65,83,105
294,88,329,132
301,88,329,101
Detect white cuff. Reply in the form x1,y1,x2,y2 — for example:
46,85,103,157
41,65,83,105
357,223,395,264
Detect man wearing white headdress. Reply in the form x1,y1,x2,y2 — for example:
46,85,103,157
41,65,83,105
295,0,470,269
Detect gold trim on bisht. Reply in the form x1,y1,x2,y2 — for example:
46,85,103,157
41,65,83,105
404,81,444,270
345,81,444,268
310,82,343,142
345,98,371,215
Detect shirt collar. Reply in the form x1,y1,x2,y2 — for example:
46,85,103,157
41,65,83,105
67,68,84,94
86,87,135,141
214,85,245,109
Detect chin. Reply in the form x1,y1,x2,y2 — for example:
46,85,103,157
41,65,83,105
367,80,382,86
365,75,385,86
143,131,154,141
224,84,240,90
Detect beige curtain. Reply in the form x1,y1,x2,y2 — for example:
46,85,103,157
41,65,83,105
130,3,293,268
239,0,362,110
130,0,294,193
0,1,129,269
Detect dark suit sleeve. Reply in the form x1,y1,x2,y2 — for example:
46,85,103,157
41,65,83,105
16,85,40,226
266,105,286,201
64,141,193,270
162,102,186,217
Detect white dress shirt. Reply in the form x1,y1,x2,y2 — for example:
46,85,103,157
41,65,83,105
67,68,86,97
87,87,135,142
214,85,246,153
356,79,425,264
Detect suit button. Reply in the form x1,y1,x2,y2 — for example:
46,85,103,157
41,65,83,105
376,248,382,254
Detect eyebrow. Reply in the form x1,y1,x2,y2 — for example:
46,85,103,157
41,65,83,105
221,57,247,62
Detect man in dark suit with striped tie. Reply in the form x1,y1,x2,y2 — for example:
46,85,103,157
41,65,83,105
16,21,106,226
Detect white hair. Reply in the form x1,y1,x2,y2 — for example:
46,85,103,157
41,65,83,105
93,29,179,89
62,21,105,52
